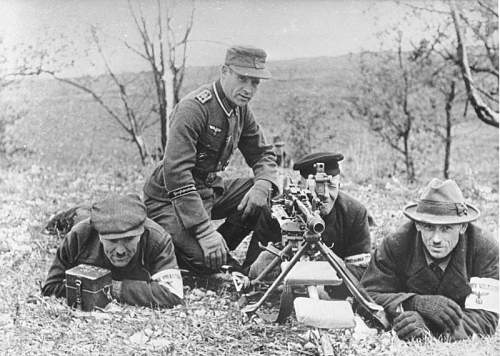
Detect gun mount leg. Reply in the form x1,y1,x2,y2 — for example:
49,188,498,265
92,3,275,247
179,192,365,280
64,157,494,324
316,240,390,331
241,242,309,317
275,285,294,323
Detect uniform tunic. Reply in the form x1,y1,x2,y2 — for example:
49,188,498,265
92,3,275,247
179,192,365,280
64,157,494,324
361,221,499,338
143,80,277,269
42,218,183,308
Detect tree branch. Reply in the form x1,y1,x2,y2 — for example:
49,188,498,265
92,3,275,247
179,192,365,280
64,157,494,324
397,1,449,15
42,69,130,132
477,0,498,17
91,28,139,133
450,1,499,127
459,10,499,71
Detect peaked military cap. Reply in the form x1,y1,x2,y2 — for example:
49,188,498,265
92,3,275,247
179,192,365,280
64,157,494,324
293,152,344,178
225,45,272,79
91,194,146,240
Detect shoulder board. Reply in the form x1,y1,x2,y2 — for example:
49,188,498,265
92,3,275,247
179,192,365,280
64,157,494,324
195,89,212,104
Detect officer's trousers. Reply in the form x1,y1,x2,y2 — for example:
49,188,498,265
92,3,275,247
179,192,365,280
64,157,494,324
144,177,260,274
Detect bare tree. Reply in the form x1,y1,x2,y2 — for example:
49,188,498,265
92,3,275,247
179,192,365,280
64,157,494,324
411,36,467,179
428,71,462,179
442,79,456,178
347,32,436,182
450,0,498,127
398,0,498,127
127,0,195,156
24,0,195,164
36,28,155,164
379,0,497,180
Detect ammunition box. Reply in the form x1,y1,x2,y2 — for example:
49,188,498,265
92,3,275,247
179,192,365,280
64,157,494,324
65,264,112,311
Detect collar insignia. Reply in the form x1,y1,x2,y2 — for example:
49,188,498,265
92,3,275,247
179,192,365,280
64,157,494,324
195,89,212,104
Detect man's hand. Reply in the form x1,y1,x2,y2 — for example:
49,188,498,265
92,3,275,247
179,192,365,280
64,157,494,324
111,280,122,300
405,295,463,333
393,311,430,340
198,231,229,270
237,180,271,220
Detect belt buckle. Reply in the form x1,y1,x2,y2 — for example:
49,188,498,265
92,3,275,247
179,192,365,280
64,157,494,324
205,172,216,186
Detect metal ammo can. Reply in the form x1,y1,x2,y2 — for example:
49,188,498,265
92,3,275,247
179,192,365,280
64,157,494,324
65,264,112,311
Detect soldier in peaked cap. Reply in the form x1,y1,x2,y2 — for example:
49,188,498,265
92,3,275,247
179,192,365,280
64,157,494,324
246,152,373,283
143,45,278,274
361,178,499,341
42,194,183,308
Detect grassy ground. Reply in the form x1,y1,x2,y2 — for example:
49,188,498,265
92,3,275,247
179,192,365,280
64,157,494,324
0,154,498,355
1,56,498,355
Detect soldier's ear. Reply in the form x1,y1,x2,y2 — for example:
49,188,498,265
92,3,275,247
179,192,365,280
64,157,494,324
221,65,230,76
414,222,423,232
459,223,468,234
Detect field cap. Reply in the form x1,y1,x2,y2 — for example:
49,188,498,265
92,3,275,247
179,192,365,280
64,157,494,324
91,194,146,240
293,152,344,178
225,45,272,79
403,178,480,224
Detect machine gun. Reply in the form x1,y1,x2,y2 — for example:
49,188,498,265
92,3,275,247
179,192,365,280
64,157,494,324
240,163,390,332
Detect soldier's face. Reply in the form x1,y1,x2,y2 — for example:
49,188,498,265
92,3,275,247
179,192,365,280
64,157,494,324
318,175,340,216
221,66,260,106
416,222,467,259
100,234,141,267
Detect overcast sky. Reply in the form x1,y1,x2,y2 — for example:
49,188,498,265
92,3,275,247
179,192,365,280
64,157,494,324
1,0,445,75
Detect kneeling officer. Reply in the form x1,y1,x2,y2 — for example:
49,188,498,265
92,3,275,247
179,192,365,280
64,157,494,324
42,194,183,308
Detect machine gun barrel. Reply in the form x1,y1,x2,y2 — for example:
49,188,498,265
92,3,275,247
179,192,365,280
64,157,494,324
294,197,325,234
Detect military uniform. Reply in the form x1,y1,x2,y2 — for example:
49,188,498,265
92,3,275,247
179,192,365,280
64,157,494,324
42,218,183,308
361,221,499,338
143,79,277,272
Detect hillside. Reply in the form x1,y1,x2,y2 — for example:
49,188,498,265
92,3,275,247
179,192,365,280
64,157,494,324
0,54,498,355
3,54,497,188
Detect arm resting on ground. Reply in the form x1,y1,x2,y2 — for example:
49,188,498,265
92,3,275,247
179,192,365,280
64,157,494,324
360,236,416,318
116,276,183,308
41,230,81,298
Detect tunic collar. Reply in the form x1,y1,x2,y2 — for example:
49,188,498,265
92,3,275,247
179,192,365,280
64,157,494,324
213,80,235,117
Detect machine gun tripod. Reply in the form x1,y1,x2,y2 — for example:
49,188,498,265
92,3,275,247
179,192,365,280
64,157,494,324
238,167,390,332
